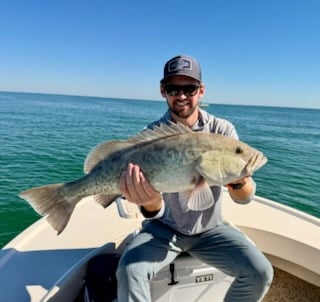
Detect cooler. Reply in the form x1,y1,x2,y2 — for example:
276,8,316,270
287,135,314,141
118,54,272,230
151,253,234,302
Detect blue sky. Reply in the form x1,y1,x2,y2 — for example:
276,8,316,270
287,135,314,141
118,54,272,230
1,0,319,108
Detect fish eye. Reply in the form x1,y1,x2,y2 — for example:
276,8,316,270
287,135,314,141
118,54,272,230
235,146,243,154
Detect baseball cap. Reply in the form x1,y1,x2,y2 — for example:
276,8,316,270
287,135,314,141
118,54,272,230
161,55,202,83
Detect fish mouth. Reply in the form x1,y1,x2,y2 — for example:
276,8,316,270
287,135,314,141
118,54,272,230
243,152,268,176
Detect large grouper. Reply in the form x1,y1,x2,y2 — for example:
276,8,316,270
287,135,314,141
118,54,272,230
19,122,267,234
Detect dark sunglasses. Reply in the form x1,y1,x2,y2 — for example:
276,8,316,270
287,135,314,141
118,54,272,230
164,84,200,97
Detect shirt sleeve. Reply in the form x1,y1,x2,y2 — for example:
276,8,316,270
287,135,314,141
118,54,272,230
140,198,166,219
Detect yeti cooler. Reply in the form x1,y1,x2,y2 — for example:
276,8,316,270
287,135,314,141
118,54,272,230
150,253,234,301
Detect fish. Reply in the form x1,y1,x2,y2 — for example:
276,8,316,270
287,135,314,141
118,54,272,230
19,122,267,234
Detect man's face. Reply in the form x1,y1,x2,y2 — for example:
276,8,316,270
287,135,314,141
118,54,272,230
161,75,205,119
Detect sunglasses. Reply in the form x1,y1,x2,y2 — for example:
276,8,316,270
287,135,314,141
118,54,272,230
164,84,200,97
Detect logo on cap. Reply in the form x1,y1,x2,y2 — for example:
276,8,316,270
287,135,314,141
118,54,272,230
168,58,192,72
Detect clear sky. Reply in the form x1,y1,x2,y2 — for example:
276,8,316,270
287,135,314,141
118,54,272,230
1,0,319,108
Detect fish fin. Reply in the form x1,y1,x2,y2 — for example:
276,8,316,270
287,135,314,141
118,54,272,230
84,122,192,174
46,203,76,235
84,140,133,174
93,194,120,208
196,151,224,185
180,196,191,213
127,121,192,144
179,181,214,211
19,183,76,234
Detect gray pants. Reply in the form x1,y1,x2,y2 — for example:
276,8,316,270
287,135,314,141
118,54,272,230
116,220,273,302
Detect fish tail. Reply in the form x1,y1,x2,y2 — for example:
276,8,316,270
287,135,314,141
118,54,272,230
19,183,76,235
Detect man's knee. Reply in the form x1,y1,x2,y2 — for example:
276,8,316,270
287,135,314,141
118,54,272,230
256,260,274,290
243,259,273,297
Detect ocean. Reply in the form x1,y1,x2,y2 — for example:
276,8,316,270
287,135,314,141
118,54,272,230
1,91,319,248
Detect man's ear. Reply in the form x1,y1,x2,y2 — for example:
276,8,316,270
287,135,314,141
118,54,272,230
160,83,166,97
199,83,205,98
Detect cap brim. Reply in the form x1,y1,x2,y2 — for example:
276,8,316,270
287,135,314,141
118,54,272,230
161,72,201,82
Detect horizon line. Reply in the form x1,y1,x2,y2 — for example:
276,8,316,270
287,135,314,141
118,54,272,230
1,90,319,111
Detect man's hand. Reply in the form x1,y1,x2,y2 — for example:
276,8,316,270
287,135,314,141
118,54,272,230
226,176,255,203
119,163,163,212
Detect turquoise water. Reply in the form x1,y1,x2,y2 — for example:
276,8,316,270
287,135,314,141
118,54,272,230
1,92,319,248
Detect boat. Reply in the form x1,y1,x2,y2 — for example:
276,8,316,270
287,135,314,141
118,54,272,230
199,102,209,107
0,190,319,301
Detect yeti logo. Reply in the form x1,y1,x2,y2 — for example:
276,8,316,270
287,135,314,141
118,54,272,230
195,274,214,283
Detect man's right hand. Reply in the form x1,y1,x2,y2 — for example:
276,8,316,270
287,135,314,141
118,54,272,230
119,163,163,212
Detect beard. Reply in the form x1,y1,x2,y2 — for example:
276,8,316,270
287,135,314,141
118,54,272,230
167,99,198,118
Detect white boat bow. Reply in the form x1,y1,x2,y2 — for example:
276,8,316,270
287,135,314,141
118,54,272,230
0,191,319,301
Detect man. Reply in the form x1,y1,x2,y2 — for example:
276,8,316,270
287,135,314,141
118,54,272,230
116,55,273,302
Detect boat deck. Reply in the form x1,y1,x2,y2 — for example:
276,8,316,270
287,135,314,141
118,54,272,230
264,267,320,302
